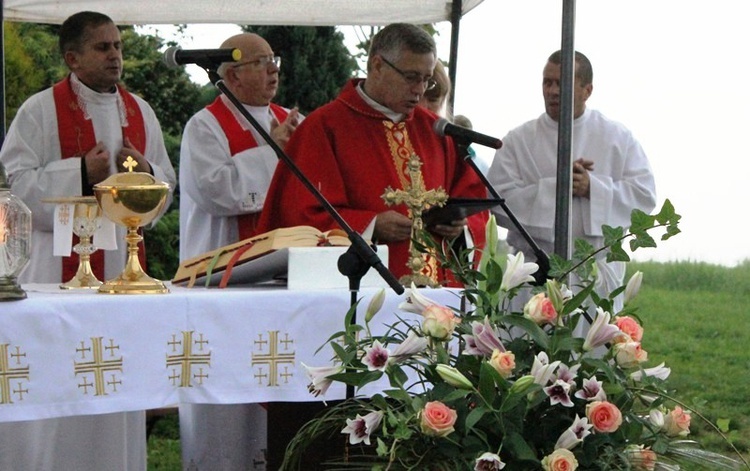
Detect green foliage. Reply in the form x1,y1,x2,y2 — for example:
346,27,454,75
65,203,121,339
243,25,357,114
120,28,203,136
145,209,180,281
625,268,750,463
2,21,65,129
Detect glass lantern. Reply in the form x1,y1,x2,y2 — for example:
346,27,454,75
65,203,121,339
0,164,32,301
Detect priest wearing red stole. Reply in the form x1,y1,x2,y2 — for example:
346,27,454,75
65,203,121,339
178,32,301,471
0,11,175,471
0,11,176,286
256,23,488,286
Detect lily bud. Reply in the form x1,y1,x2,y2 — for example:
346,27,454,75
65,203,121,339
509,375,536,395
365,288,386,323
436,364,473,390
624,271,643,304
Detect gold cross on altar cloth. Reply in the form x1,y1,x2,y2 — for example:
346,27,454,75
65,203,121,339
382,153,448,287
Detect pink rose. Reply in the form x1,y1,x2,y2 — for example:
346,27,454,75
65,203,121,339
541,448,579,471
586,401,623,433
613,341,648,368
626,445,657,471
420,401,457,437
422,305,459,341
614,316,644,342
489,349,516,378
523,293,559,326
664,406,691,437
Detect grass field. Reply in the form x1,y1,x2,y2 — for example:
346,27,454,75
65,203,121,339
146,260,750,469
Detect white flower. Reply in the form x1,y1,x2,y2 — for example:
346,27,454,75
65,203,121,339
301,363,343,399
390,330,428,363
500,252,538,291
648,409,665,429
398,282,441,314
544,379,574,407
364,288,386,323
555,415,593,450
474,451,506,470
463,317,505,357
582,308,621,351
574,376,607,402
624,271,643,304
361,339,390,372
341,410,384,445
531,352,560,386
630,362,671,381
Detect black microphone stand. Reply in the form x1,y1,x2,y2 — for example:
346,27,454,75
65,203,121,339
455,139,550,286
203,67,404,398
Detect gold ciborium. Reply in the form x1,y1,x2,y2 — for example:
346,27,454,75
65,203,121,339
93,162,170,294
42,196,103,289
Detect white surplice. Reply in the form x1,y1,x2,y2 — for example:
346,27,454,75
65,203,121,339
488,108,657,310
178,95,298,470
0,73,176,284
0,74,176,471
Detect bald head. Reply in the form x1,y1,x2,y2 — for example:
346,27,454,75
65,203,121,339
218,33,280,106
217,33,270,78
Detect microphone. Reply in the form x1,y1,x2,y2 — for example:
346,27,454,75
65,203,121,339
434,118,503,150
162,46,242,68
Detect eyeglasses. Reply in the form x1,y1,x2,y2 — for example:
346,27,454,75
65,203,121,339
232,55,281,70
380,56,437,90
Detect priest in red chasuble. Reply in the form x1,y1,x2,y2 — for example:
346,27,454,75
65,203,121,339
256,23,488,285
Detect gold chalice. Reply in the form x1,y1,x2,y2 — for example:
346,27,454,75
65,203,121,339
42,196,103,289
93,160,170,294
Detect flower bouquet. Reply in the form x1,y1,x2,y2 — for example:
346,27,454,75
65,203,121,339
285,200,747,470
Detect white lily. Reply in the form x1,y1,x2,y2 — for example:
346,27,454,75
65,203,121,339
500,252,539,291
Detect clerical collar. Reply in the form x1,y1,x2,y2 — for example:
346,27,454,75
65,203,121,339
219,94,273,132
69,73,127,125
356,81,406,123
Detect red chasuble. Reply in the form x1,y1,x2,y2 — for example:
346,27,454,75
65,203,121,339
206,97,289,240
256,79,488,285
53,75,147,282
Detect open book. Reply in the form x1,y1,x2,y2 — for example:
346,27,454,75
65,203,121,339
172,226,351,288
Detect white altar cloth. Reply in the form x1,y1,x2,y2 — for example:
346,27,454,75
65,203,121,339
0,283,463,423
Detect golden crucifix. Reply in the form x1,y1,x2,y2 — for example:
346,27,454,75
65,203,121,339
382,153,448,287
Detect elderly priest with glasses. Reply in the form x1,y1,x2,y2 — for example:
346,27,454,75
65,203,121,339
256,23,488,288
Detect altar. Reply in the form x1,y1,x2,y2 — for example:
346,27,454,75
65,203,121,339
0,283,463,424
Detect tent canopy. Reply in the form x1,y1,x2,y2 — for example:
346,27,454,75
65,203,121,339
2,0,484,25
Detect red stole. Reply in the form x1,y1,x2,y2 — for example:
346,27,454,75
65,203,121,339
206,97,289,240
53,75,147,282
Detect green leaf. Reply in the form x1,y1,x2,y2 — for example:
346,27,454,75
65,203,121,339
478,362,499,404
504,430,538,462
464,406,488,432
716,418,731,433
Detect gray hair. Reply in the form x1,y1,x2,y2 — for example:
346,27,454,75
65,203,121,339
367,23,436,71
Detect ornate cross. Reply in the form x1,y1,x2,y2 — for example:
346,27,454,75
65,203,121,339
382,153,448,287
122,156,138,173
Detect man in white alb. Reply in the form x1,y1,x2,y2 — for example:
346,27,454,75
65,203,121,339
0,11,175,471
488,50,656,309
178,32,301,470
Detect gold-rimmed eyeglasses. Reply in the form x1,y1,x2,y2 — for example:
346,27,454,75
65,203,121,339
232,55,281,70
380,56,437,90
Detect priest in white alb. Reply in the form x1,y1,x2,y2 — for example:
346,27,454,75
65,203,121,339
0,11,175,471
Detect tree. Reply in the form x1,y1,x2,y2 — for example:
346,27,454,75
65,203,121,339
243,26,357,114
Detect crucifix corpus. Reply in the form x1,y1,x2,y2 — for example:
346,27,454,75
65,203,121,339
382,153,448,287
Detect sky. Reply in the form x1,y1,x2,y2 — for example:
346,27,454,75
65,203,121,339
141,0,750,267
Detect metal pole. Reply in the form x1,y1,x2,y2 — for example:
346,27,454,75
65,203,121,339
447,0,462,112
554,0,576,261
